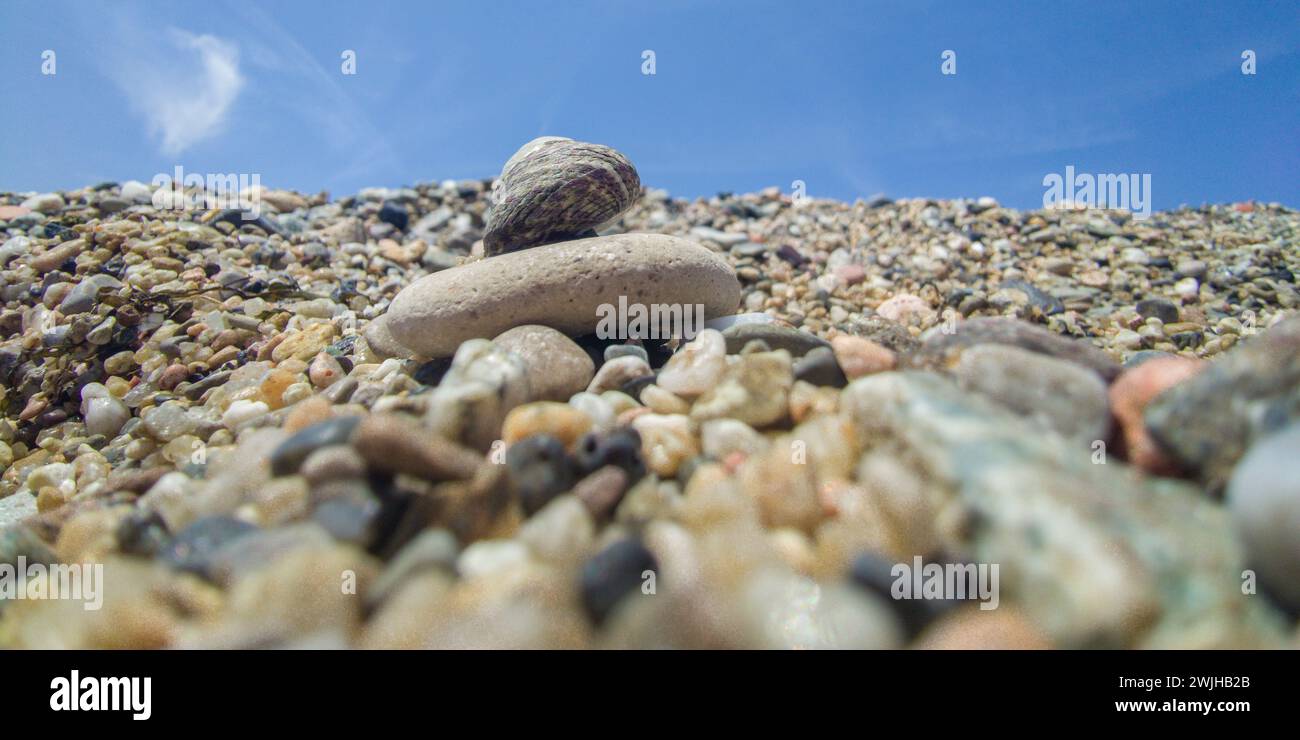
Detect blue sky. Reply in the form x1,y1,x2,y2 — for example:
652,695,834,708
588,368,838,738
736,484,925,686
1,1,1297,211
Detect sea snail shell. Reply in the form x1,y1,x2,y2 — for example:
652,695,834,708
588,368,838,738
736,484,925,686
484,137,641,257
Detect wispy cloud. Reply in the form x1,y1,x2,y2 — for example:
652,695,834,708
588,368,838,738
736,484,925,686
225,1,401,188
105,27,245,156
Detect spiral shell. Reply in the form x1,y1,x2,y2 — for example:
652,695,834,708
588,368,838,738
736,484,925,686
484,137,640,256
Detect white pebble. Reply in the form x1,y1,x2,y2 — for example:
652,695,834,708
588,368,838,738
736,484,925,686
84,396,131,437
568,391,615,431
457,539,531,580
656,329,726,398
701,418,768,459
222,399,270,428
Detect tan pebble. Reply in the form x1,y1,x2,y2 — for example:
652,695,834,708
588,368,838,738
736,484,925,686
208,345,240,367
352,413,482,481
271,322,337,363
280,382,314,407
359,572,454,649
259,369,299,410
35,486,68,513
831,335,896,379
501,402,594,448
283,396,335,433
690,350,793,429
158,363,189,391
769,528,817,575
679,463,755,528
222,545,379,638
211,329,241,350
18,396,48,422
277,358,309,375
916,607,1053,650
361,314,415,361
737,440,820,532
43,282,73,308
875,293,935,326
630,413,698,478
493,324,595,402
104,466,169,494
54,506,128,562
600,390,641,414
1079,270,1110,287
379,238,411,264
616,406,652,427
641,384,690,415
105,376,131,397
308,352,345,388
256,333,286,362
789,380,839,423
655,329,727,398
587,355,652,394
29,239,84,274
573,465,629,521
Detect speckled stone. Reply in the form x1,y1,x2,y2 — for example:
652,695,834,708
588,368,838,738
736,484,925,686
493,325,594,402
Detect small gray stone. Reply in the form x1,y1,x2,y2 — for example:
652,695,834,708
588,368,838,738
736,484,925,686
792,346,847,388
603,344,649,364
162,516,259,579
269,416,362,477
1136,298,1179,324
58,274,123,315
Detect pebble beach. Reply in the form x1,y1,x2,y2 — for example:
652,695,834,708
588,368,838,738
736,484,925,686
0,137,1297,649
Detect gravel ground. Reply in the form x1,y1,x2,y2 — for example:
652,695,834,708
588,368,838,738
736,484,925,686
0,167,1296,649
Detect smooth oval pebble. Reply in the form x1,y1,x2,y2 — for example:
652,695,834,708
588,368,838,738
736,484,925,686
493,324,595,401
385,234,741,358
